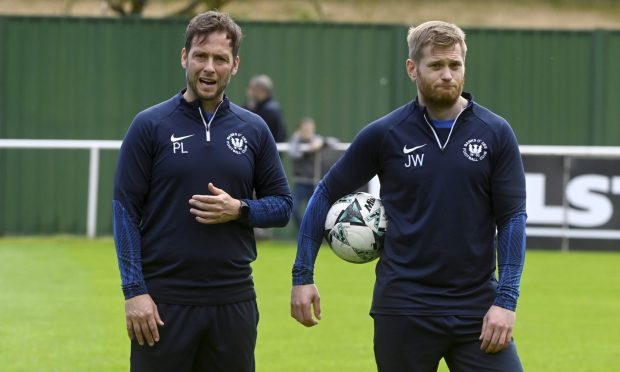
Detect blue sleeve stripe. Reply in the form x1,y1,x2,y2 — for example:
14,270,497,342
292,182,331,285
245,194,292,228
112,200,148,299
494,211,527,311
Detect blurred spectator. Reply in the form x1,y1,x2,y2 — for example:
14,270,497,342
245,74,287,240
288,117,324,228
245,75,287,142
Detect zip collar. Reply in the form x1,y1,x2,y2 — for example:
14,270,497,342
177,89,230,143
178,89,231,112
423,108,465,151
413,92,473,152
198,100,224,142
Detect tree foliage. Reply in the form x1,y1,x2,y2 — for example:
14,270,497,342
105,0,235,17
106,0,148,16
172,0,234,17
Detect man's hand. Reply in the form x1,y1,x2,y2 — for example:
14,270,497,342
125,294,164,347
291,284,321,327
189,183,241,224
309,137,324,152
479,305,515,353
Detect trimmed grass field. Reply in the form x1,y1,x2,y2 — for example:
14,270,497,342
0,237,619,371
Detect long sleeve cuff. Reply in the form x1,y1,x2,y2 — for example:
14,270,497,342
292,232,322,285
291,182,332,286
122,281,149,300
494,211,527,311
493,289,519,311
292,266,315,285
113,200,148,300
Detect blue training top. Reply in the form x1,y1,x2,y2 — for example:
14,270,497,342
293,92,526,316
113,90,292,306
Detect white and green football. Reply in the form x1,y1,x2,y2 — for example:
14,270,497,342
324,192,387,263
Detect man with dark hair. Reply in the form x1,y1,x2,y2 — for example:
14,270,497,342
113,11,292,372
291,20,526,371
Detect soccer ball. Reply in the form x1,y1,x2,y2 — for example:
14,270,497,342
324,192,387,263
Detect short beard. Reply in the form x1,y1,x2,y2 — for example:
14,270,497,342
417,75,463,110
423,89,461,109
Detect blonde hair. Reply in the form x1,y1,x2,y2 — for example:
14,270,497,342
407,21,467,62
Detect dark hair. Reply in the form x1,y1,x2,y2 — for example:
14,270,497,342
184,11,243,57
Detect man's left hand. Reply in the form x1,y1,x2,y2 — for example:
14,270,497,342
479,305,515,353
189,183,241,224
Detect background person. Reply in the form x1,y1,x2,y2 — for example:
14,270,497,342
113,11,292,372
245,74,287,143
290,20,526,372
288,117,324,228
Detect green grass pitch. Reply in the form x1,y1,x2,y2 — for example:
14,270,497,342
0,237,619,371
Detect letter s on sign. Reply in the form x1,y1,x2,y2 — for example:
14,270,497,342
566,175,612,227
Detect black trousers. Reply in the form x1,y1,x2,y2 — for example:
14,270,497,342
130,300,259,372
373,314,523,372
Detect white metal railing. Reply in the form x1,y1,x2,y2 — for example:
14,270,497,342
0,139,315,238
518,145,620,157
1,139,620,240
0,139,122,238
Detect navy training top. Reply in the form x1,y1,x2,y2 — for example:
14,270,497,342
293,93,526,316
113,91,291,306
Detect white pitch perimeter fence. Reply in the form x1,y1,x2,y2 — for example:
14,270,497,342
0,139,325,238
1,139,620,248
0,139,122,238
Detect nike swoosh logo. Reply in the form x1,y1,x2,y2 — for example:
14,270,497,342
403,144,427,154
170,134,195,142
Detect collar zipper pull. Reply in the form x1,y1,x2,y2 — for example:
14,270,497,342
198,101,224,143
198,108,214,142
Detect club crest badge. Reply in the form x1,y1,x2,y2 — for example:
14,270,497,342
463,139,488,162
226,132,248,154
